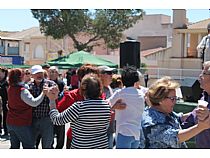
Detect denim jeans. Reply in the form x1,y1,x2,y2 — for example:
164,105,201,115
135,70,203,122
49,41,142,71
116,133,140,149
107,132,114,149
7,124,35,149
32,116,54,149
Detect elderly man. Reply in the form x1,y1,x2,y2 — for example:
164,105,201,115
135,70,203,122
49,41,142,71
29,65,56,148
183,61,210,148
197,23,210,63
98,65,116,149
48,66,65,149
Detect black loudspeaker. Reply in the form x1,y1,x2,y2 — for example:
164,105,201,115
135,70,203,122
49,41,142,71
120,41,140,68
180,79,203,102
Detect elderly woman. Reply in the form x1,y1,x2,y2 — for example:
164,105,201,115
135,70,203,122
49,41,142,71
47,74,111,149
56,64,101,148
7,68,47,149
23,69,32,84
140,76,210,148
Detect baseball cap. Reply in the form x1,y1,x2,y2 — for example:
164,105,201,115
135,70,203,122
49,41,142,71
42,63,50,69
31,65,44,74
98,66,116,73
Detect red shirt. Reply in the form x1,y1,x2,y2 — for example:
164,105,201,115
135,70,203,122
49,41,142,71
70,75,79,87
7,86,32,126
57,89,83,112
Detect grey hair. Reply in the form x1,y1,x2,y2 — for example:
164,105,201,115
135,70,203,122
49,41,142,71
203,61,210,72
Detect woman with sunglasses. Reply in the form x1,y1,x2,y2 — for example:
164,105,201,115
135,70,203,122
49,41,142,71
23,69,32,85
140,76,210,148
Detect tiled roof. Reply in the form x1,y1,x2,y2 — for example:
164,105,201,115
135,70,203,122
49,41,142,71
0,36,21,41
6,27,44,39
0,31,17,37
188,18,210,30
141,47,167,57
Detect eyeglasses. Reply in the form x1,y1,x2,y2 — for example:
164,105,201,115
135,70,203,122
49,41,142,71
166,96,180,102
25,73,31,75
201,72,210,76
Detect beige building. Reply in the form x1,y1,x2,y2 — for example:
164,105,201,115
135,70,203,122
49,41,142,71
124,14,173,50
5,27,63,65
1,9,209,80
6,27,112,65
99,14,174,67
141,10,210,78
1,13,173,66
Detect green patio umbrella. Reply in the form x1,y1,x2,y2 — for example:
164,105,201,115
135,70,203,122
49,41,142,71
47,51,118,69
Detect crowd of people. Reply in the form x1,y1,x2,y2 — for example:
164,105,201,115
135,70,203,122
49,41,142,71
1,61,210,149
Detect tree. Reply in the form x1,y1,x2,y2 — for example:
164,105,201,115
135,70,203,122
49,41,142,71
31,9,144,52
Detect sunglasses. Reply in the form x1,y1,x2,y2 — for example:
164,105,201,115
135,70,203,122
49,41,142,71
102,71,113,75
166,96,180,102
49,71,57,74
25,73,31,75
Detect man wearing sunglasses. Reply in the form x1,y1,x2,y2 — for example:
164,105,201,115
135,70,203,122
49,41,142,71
98,66,115,98
98,65,116,149
182,61,210,148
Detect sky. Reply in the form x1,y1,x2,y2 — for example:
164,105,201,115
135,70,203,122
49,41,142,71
0,9,210,32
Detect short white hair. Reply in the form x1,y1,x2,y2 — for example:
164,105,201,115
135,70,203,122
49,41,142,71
49,66,58,72
137,71,143,78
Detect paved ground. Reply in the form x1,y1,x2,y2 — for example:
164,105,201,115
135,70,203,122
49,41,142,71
0,135,10,149
0,124,70,149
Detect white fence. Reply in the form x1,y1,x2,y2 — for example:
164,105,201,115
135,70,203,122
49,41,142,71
138,67,201,81
116,67,202,100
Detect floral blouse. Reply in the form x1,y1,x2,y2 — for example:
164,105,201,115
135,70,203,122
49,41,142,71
140,107,187,148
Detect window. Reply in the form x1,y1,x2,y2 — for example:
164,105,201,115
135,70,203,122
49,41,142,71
33,45,44,59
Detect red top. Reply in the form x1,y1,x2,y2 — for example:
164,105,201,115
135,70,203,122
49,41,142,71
7,86,32,126
57,89,83,112
70,75,79,87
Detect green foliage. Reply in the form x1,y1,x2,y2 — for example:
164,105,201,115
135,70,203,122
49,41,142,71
140,63,147,68
31,9,144,51
139,62,147,74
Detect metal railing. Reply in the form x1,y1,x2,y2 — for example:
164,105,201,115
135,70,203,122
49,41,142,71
138,67,201,81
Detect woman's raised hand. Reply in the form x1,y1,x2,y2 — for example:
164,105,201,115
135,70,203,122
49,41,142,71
46,85,59,100
196,106,209,121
